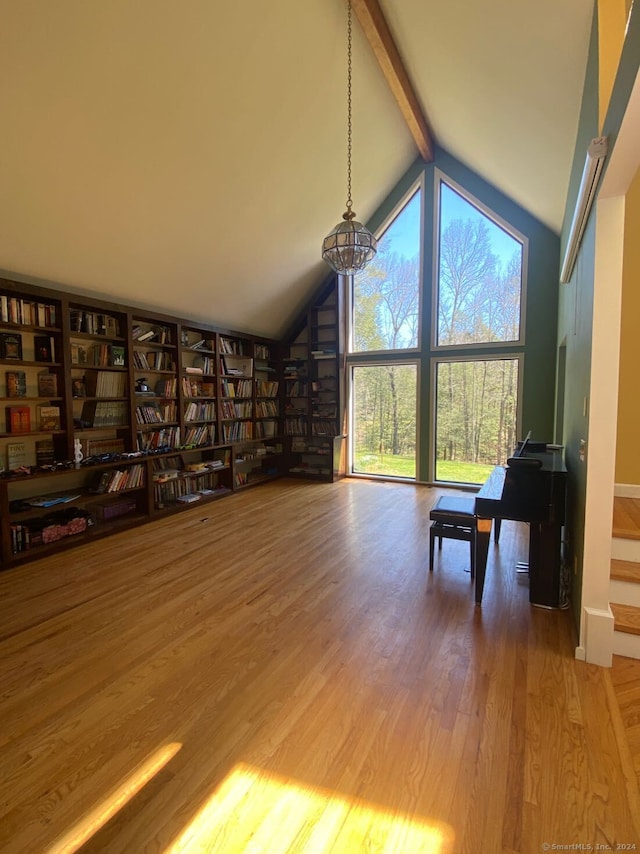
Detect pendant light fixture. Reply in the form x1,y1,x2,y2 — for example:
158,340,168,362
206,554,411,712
322,0,377,275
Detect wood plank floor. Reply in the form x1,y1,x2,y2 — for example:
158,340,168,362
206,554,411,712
0,478,639,853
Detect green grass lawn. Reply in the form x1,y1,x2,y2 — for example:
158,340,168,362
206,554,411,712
354,453,494,484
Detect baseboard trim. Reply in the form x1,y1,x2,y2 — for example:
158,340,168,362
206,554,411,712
582,606,614,667
615,483,640,498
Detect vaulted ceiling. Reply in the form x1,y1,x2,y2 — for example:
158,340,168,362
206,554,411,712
0,1,593,338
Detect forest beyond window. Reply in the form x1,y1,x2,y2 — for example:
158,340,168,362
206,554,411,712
436,182,523,348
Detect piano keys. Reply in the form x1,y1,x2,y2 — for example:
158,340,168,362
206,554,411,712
474,444,567,607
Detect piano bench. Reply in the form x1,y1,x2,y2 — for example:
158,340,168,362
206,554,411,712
429,495,477,579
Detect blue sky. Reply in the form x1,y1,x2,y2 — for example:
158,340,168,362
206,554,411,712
379,183,521,269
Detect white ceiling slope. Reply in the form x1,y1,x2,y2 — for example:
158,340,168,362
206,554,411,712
0,1,592,338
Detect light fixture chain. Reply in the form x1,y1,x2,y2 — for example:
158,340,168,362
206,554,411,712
346,0,352,213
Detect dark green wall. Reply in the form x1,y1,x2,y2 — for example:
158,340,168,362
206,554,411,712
557,7,599,628
559,1,640,628
360,146,561,483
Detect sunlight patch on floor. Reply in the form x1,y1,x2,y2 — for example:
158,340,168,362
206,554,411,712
165,762,455,853
47,742,182,854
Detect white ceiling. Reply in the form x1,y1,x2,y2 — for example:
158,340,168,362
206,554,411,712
0,0,593,339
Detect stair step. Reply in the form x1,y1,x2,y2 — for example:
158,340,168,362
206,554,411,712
612,497,640,540
611,603,640,636
611,559,640,584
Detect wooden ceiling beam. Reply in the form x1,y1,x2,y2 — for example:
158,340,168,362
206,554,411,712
351,0,434,162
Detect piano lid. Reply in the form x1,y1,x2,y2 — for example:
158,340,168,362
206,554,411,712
475,446,567,525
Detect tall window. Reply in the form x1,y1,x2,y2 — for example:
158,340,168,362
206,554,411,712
351,363,418,479
436,182,523,347
433,176,525,483
348,184,422,480
352,187,421,353
434,357,519,484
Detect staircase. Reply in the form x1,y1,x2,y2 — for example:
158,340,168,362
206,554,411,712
611,496,640,659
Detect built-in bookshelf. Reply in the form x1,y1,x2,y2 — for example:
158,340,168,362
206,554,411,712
253,340,280,440
178,326,217,448
0,277,288,568
0,288,66,477
233,439,285,489
69,301,130,460
288,435,345,482
283,277,347,480
219,334,254,443
151,446,232,510
131,316,179,453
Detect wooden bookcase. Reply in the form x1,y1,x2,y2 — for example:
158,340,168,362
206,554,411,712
0,277,288,568
283,276,347,481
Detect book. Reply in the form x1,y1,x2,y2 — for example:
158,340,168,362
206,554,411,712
6,370,27,397
0,332,23,360
28,493,80,508
34,335,54,363
37,371,58,397
35,439,55,466
5,406,30,433
137,329,156,342
90,471,113,494
71,377,86,398
37,405,61,431
110,345,126,366
70,343,87,365
176,493,201,503
6,441,28,470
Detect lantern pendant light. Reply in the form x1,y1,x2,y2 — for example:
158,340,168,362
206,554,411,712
322,0,377,275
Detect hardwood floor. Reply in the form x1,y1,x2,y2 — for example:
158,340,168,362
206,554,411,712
0,478,639,852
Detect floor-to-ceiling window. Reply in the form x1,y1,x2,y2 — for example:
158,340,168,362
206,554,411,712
349,183,422,479
432,173,526,484
347,169,528,485
351,362,418,478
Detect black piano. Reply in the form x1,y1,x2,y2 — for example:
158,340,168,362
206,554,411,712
474,438,567,607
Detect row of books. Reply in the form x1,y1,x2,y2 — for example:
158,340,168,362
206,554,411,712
183,424,215,446
132,324,172,344
5,404,61,433
132,350,174,371
221,421,253,442
0,296,57,328
284,417,308,436
136,426,180,451
255,400,278,417
181,377,215,398
254,343,271,360
91,464,145,494
154,476,230,507
83,370,127,398
78,343,125,368
285,381,308,397
221,401,252,419
135,403,177,425
155,378,178,397
80,401,127,428
219,336,248,355
70,309,121,337
311,419,339,436
221,379,252,398
184,402,216,421
255,380,279,397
